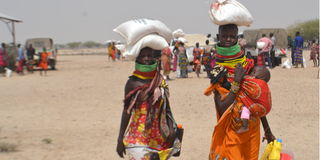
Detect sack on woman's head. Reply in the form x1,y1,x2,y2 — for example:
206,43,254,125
114,18,172,45
124,34,169,60
209,0,253,26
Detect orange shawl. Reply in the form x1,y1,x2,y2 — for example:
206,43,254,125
204,66,272,160
205,81,263,160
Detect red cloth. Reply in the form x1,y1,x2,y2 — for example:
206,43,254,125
133,70,157,79
237,77,272,116
16,59,25,72
257,53,265,66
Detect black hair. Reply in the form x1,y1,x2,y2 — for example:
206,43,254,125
218,24,238,34
205,40,209,45
262,34,266,37
136,47,154,63
296,32,300,36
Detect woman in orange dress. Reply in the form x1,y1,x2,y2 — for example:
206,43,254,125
205,24,275,160
39,48,49,76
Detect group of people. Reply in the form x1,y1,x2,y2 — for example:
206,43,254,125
107,42,121,61
192,40,215,78
159,39,216,80
117,23,276,160
0,43,50,77
256,33,277,69
289,32,319,68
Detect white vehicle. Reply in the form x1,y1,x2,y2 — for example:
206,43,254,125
25,38,57,70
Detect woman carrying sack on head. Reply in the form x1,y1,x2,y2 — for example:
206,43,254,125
115,19,182,160
206,1,275,159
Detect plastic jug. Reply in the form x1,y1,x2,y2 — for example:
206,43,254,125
269,138,282,160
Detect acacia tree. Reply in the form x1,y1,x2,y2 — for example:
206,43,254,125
82,41,102,48
287,19,319,41
66,42,82,49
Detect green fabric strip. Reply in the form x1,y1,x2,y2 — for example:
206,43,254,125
216,44,241,56
135,62,157,72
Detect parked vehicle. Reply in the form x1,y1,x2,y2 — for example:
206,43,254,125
25,38,57,69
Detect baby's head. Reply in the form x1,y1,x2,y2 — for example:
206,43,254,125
250,66,271,82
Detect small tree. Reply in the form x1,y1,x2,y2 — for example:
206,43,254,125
66,42,82,49
82,41,102,48
287,19,319,41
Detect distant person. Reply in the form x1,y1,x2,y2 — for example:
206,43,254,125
111,42,117,61
257,34,273,68
116,48,121,60
161,47,172,80
172,41,179,73
269,33,276,67
16,44,25,74
178,42,188,78
310,40,319,67
193,42,202,78
202,40,214,77
238,34,247,50
293,31,304,68
26,44,35,72
26,44,35,60
0,43,7,74
107,42,116,61
39,47,49,76
287,36,295,65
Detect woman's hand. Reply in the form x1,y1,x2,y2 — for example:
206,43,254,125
116,139,126,158
263,129,276,143
234,63,246,83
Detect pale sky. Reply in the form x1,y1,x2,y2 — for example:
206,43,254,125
0,0,319,44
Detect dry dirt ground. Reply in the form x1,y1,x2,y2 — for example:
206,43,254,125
0,52,318,160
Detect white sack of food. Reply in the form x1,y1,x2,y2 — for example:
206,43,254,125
281,59,292,69
113,18,172,45
257,41,265,49
177,37,188,44
124,34,169,60
172,29,185,38
209,0,253,26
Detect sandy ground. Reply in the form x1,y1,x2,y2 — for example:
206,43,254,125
0,52,318,160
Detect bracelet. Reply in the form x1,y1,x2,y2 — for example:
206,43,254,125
230,81,240,93
231,81,240,87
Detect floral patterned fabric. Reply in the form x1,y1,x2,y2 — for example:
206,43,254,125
123,100,172,160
